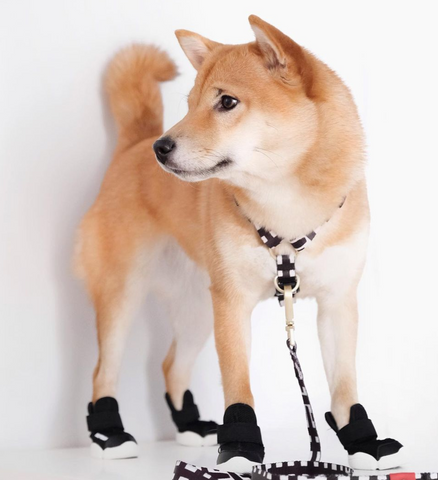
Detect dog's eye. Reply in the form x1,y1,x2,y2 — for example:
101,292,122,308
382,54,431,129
219,95,239,111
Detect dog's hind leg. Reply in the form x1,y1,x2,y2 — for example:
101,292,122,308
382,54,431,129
162,289,213,410
75,208,164,459
151,240,218,446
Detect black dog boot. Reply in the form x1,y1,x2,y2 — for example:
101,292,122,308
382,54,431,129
87,397,138,459
166,390,218,446
326,404,404,470
216,403,265,473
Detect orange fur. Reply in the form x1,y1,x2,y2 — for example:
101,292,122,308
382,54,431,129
106,44,177,150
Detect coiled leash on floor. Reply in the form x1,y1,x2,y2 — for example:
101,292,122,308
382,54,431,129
172,204,436,480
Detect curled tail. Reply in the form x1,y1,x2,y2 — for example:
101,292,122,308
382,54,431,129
105,44,177,146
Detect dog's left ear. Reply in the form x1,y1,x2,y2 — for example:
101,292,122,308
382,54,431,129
249,15,313,96
175,30,222,71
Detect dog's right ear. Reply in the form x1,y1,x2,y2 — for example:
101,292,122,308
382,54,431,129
175,30,221,70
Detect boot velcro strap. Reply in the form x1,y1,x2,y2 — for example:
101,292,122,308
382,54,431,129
337,418,377,448
87,411,123,432
172,404,200,426
217,422,263,445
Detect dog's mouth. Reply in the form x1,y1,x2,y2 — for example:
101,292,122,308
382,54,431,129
162,157,233,180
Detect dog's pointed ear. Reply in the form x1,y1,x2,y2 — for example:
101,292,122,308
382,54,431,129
248,15,313,95
249,15,288,68
175,30,221,70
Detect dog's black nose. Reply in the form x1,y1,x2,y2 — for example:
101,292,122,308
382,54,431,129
153,136,176,164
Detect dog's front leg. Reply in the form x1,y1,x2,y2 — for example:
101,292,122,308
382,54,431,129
317,289,359,429
211,285,254,408
211,280,266,471
318,287,404,468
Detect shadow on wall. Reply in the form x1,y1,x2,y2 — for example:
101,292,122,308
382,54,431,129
49,68,174,447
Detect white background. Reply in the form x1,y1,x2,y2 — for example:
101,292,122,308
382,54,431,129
1,0,437,463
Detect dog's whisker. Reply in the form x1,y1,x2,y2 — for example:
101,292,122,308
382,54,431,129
256,147,283,158
254,147,280,168
266,121,280,133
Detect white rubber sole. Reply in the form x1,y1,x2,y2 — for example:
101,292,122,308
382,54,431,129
216,456,260,474
349,448,405,470
176,431,218,447
90,441,139,459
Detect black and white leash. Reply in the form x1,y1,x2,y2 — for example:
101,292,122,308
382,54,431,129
173,461,438,480
172,200,436,480
287,340,320,462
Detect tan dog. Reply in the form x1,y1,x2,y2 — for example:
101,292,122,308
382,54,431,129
75,16,403,471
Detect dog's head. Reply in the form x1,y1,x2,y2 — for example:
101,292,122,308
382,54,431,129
153,16,320,184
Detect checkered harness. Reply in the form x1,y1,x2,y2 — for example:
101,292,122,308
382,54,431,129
252,202,342,304
255,223,309,304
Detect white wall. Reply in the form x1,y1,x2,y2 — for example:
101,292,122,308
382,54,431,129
1,0,437,457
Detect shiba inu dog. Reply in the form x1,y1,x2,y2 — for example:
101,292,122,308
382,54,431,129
75,15,403,472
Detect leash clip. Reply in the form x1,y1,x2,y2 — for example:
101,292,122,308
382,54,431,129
282,276,300,345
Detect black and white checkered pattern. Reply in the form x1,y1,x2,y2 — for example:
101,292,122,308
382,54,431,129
173,460,250,480
290,230,317,252
173,460,438,480
287,340,320,462
252,460,351,480
255,223,318,253
255,222,319,253
254,224,282,249
276,255,296,282
252,465,438,480
254,223,320,304
275,254,298,305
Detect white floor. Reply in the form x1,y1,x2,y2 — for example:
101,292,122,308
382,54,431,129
1,432,437,480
